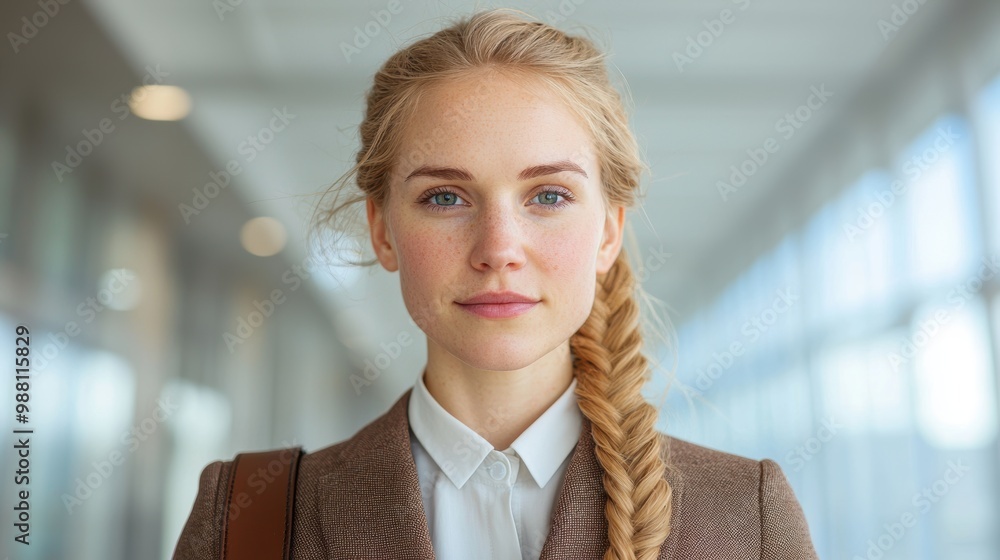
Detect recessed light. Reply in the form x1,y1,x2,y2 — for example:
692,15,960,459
128,85,191,121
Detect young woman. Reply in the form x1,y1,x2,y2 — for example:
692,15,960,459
174,8,819,560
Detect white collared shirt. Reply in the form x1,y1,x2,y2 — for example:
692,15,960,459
407,374,583,560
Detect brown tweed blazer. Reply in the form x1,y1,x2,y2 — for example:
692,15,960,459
173,387,820,559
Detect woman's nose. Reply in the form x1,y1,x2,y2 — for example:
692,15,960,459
469,203,527,272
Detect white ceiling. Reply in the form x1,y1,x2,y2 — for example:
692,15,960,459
77,0,968,325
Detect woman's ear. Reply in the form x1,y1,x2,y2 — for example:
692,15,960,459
596,205,625,275
367,198,399,272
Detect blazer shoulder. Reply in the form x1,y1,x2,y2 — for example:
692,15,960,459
173,444,338,560
659,435,819,559
659,434,762,517
173,445,337,560
757,457,819,558
661,434,762,487
172,459,230,560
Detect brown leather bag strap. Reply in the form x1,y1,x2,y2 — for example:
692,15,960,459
220,446,304,560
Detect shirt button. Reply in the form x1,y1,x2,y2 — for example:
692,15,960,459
488,461,507,480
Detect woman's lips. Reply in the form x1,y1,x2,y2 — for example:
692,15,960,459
456,301,538,319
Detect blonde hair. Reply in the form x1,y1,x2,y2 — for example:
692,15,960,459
309,8,677,559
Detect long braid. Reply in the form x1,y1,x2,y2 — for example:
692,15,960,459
571,251,673,559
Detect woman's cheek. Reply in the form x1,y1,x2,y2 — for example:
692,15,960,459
395,226,459,308
545,223,599,282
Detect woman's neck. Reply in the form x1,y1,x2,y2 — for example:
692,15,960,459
421,341,575,450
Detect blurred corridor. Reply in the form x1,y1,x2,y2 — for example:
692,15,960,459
1,0,999,558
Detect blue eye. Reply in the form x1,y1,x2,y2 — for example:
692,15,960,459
417,186,576,212
535,191,563,205
418,189,468,212
430,192,461,206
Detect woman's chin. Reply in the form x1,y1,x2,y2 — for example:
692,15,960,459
450,345,545,372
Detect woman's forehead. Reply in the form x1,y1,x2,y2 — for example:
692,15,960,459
397,77,598,178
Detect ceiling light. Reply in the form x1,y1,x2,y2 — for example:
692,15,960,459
241,217,287,257
128,85,191,121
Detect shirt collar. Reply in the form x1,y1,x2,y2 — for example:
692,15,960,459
408,372,583,490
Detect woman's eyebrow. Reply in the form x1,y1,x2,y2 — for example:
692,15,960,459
403,159,588,183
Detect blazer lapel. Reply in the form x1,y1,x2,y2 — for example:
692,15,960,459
537,415,609,559
318,388,436,559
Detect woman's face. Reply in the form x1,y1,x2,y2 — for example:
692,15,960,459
368,72,625,372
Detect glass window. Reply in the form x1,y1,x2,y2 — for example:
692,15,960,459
912,297,997,449
900,116,981,291
974,73,1000,253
